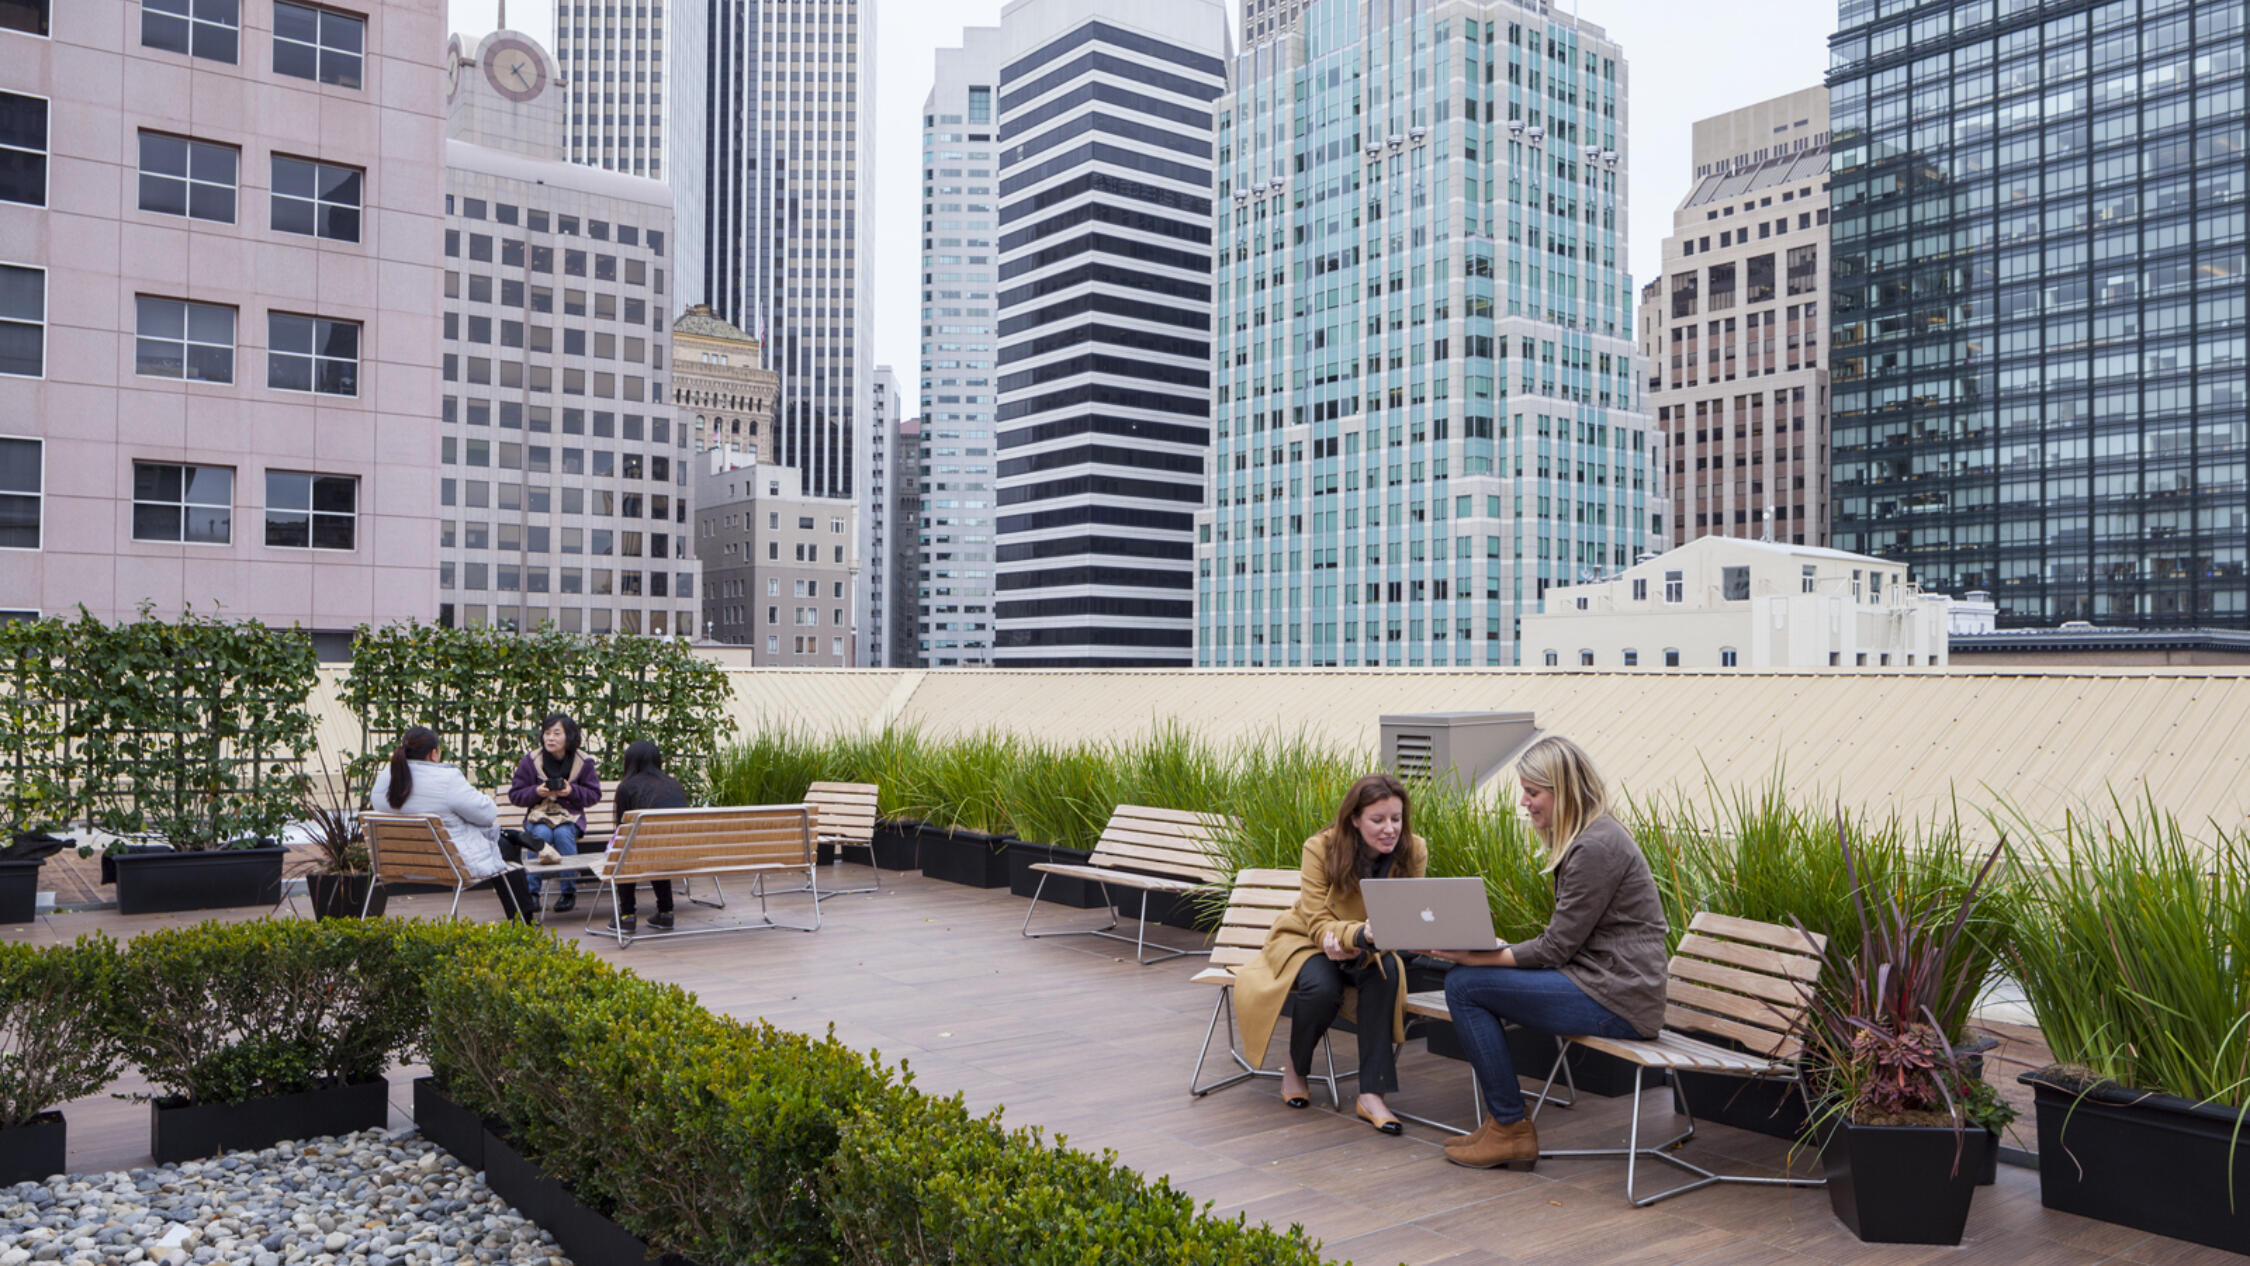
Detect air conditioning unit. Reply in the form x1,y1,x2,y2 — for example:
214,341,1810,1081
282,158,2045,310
1379,711,1538,788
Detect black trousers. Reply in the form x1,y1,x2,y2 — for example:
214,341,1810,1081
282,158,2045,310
488,835,542,923
616,880,673,916
1288,952,1451,1093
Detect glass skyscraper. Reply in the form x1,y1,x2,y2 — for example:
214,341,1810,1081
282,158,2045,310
1200,0,1661,668
1828,0,2248,626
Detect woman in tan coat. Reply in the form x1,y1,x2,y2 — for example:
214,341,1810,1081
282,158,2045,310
1232,773,1446,1135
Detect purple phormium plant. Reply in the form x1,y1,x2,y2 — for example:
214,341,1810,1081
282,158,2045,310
1792,812,2007,1160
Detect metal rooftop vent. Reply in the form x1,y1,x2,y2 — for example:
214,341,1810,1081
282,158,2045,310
1379,711,1538,790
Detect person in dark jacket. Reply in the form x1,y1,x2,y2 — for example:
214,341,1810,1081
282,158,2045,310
1423,736,1669,1171
607,739,685,933
507,712,603,913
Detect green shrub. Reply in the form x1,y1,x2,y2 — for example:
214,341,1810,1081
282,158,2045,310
0,936,125,1127
103,917,530,1104
710,725,835,806
825,1087,1324,1265
918,730,1020,834
1001,739,1115,852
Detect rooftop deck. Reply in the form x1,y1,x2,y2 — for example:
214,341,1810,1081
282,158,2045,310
9,874,2233,1266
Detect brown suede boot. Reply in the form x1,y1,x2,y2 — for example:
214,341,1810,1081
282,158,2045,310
1442,1115,1500,1156
1445,1117,1539,1170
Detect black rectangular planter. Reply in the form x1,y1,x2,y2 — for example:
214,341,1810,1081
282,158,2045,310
307,871,388,919
1008,842,1109,909
1819,1121,1986,1245
869,820,922,871
2021,1071,2250,1255
412,1076,485,1172
482,1126,685,1266
151,1077,389,1164
112,846,286,915
1419,1019,1661,1097
0,858,41,924
0,1111,65,1185
919,828,1012,889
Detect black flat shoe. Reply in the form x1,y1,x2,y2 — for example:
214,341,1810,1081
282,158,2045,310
1356,1104,1404,1136
648,910,675,931
552,893,578,914
1283,1093,1310,1109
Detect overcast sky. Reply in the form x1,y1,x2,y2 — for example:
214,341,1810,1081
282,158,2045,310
448,0,1835,416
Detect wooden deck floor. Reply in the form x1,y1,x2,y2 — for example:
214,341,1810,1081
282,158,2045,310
6,872,2236,1266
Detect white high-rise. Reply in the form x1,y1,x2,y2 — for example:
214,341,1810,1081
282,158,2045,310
917,29,1005,667
987,0,1229,667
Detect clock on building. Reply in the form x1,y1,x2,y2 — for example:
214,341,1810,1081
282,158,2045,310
483,36,547,103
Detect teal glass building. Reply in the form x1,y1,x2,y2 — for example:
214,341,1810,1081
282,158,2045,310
1828,0,2248,626
1198,0,1663,668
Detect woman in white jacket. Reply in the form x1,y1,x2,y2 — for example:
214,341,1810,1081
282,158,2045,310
369,725,538,922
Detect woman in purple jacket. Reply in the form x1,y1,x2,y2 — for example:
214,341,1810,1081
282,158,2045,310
507,712,603,913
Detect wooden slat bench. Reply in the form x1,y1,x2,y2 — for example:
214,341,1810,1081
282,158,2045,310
1186,868,1359,1106
360,812,495,919
1019,804,1238,965
1535,911,1828,1206
806,780,882,895
569,804,825,946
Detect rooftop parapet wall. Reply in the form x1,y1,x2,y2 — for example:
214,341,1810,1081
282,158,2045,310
304,665,2250,846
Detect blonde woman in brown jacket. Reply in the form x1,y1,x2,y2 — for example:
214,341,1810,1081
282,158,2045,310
1232,773,1449,1135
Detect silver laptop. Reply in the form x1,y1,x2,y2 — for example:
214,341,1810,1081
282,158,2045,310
1361,877,1502,952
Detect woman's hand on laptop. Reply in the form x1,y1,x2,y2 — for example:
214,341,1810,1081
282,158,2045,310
1320,930,1360,962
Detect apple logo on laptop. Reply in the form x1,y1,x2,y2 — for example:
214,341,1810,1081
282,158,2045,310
1419,908,1436,922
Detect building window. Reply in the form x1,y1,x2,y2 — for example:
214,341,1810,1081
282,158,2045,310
0,436,38,549
1720,648,1739,667
134,296,236,383
265,470,356,550
132,462,233,544
1579,649,1594,666
1855,652,1868,666
273,1,364,89
1664,648,1681,667
1542,649,1558,666
1722,565,1750,601
1622,649,1639,667
1630,577,1647,601
267,312,359,395
967,85,991,125
0,92,47,207
1663,569,1683,604
270,155,361,241
0,1,50,37
1573,595,1589,610
138,132,238,222
1801,564,1816,594
0,264,41,378
142,0,239,64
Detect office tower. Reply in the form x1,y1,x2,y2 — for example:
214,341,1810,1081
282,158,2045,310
0,0,446,646
1829,0,2248,626
555,0,707,320
1241,0,1309,47
890,416,925,665
442,29,691,636
866,363,901,664
1201,0,1662,668
672,303,778,459
563,1,871,525
918,30,1005,667
1639,87,1832,548
692,449,858,662
990,0,1230,667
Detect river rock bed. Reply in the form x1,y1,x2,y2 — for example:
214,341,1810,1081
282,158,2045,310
0,1128,567,1265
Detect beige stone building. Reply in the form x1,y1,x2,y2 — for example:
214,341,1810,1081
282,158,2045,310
0,0,448,647
1522,535,1949,671
693,449,857,664
1639,87,1831,550
672,304,776,461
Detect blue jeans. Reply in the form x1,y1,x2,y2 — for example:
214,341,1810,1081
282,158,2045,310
526,821,579,896
1443,966,1640,1124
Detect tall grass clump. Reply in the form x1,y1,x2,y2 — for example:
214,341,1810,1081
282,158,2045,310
916,730,1020,834
828,727,930,820
1221,732,1366,872
708,725,837,806
999,740,1115,853
2004,801,2250,1107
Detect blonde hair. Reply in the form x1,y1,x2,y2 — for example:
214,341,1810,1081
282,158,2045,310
1517,736,1608,872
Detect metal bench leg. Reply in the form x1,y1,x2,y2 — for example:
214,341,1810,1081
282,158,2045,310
1020,872,1122,939
690,875,726,910
1188,986,1259,1097
1537,1063,1823,1206
1527,1037,1579,1120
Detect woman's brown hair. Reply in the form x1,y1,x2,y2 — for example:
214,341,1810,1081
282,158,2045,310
1324,772,1412,900
1516,735,1608,872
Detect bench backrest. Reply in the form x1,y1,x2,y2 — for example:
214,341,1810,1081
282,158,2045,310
361,812,470,887
1663,912,1827,1060
605,805,815,882
804,781,880,847
1210,867,1302,975
1089,804,1237,884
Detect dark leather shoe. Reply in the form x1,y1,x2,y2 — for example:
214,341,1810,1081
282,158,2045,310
552,892,578,914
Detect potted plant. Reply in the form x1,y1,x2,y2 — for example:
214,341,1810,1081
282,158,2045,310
999,741,1113,909
2007,808,2250,1254
1795,821,2012,1246
915,733,1016,889
0,936,123,1183
294,752,384,919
